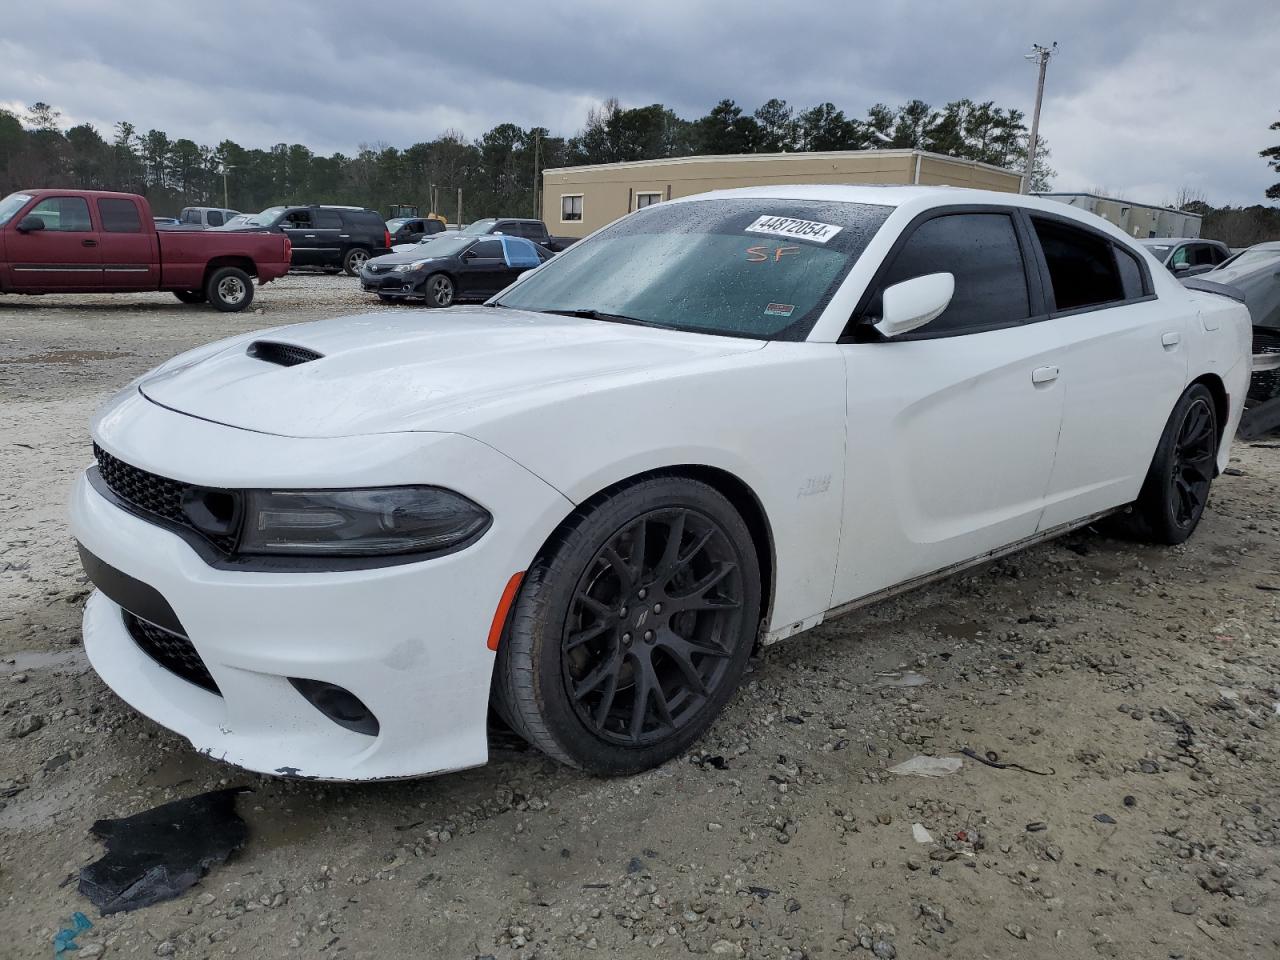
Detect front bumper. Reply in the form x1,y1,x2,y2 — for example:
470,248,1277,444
360,266,425,297
70,391,573,780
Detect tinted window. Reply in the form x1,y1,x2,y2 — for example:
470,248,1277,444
27,197,93,231
180,208,200,223
347,210,383,231
1191,244,1219,267
1115,244,1146,299
281,209,312,228
315,210,342,229
206,210,224,227
1032,218,1125,311
470,239,503,259
880,213,1030,334
98,198,142,233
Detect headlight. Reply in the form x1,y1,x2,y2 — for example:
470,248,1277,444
392,259,433,272
237,487,490,557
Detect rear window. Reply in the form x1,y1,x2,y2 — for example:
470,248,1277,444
1115,244,1147,299
315,210,342,229
1032,218,1125,312
346,210,384,230
495,198,892,340
99,198,143,233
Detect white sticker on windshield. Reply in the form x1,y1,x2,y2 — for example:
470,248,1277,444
745,215,842,244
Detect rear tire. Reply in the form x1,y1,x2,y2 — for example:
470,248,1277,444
173,289,207,304
494,476,761,775
342,248,370,276
1129,383,1219,544
205,266,254,312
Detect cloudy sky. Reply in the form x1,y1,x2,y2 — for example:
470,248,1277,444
2,1,1276,206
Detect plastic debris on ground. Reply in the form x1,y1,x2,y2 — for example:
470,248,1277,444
79,788,249,914
888,755,963,777
911,823,934,844
875,671,931,687
52,911,92,955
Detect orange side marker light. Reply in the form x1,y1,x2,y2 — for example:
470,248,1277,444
487,572,525,651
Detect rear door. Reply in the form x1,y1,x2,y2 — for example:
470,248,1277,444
312,209,344,265
1027,215,1190,528
832,208,1065,605
457,238,508,296
5,195,102,290
497,236,543,289
96,197,158,289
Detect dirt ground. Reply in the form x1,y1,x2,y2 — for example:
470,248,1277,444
1,275,1278,960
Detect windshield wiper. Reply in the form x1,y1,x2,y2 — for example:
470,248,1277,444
539,308,650,326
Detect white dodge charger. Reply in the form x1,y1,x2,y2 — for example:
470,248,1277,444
70,186,1252,780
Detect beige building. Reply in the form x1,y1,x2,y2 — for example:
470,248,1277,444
1035,192,1203,240
542,149,1022,237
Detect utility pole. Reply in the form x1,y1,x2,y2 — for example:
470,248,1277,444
221,165,232,208
457,187,463,228
1021,42,1056,194
532,129,541,219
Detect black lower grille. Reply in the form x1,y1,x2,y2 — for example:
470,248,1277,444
1251,331,1280,402
123,611,221,695
93,444,237,552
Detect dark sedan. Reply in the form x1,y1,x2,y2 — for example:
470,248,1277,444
360,235,552,307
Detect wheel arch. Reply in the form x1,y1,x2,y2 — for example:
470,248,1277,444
529,464,777,645
1188,371,1229,465
203,256,257,286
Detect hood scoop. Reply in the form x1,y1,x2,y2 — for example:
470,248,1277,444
247,340,323,367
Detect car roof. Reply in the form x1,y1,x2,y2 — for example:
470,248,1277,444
18,188,144,201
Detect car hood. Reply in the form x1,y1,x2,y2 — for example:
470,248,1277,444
368,246,451,266
137,306,765,438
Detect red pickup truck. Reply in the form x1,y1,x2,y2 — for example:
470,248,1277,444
0,189,290,312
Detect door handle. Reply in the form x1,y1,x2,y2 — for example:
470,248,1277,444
304,234,316,238
1161,331,1181,348
82,239,98,247
339,234,350,238
1032,365,1059,384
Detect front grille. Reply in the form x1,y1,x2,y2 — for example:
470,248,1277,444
93,445,237,552
247,340,323,367
1251,331,1280,402
367,264,390,275
123,611,221,695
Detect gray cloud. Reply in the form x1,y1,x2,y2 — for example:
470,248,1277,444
2,0,1276,205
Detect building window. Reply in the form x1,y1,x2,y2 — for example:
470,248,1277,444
561,194,583,222
636,192,662,210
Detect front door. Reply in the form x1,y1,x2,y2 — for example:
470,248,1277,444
832,210,1065,605
457,239,509,297
279,209,320,266
5,195,103,290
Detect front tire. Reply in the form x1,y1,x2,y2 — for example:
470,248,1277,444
342,248,370,276
1130,383,1219,544
494,476,761,775
205,267,254,312
423,273,454,308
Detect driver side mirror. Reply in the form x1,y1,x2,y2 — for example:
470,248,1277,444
874,272,955,338
16,215,46,233
1171,261,1191,273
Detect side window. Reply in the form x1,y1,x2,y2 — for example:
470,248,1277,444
561,194,583,222
180,208,200,224
27,197,93,232
501,236,541,268
1031,218,1125,311
1114,244,1147,300
1210,245,1228,265
1191,244,1218,267
314,210,342,229
879,212,1030,334
206,210,224,227
281,210,312,228
470,239,503,259
98,198,142,233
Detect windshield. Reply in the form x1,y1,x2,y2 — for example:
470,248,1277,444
494,198,892,340
1218,248,1280,271
387,218,411,230
405,236,473,258
239,206,286,227
460,218,498,236
1141,242,1173,260
0,192,33,227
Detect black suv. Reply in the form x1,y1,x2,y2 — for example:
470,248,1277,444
224,205,391,275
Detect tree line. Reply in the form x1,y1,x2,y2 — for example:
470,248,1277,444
0,96,1056,222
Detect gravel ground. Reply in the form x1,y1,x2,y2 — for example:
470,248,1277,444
2,275,1278,959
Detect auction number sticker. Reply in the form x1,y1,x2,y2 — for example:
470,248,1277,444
745,215,842,244
764,302,796,317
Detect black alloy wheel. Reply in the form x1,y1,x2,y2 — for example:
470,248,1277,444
493,475,761,774
1128,383,1218,544
1168,396,1216,530
563,508,744,747
425,273,454,308
343,247,370,276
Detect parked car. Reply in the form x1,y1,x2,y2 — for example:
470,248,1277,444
218,204,390,275
70,185,1250,781
386,216,446,246
460,217,577,251
0,189,290,311
1139,237,1230,277
361,234,552,306
1217,239,1280,271
179,206,241,229
152,216,181,227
